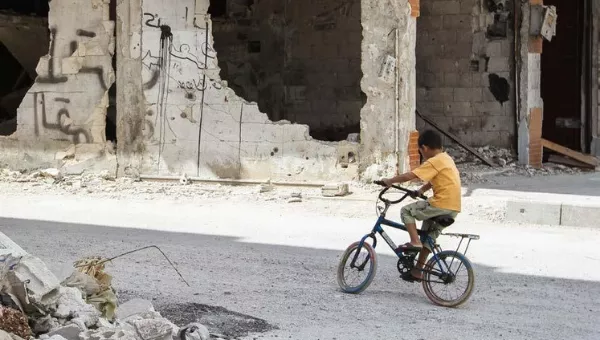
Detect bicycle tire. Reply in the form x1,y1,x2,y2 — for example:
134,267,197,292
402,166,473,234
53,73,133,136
337,241,377,294
422,250,474,307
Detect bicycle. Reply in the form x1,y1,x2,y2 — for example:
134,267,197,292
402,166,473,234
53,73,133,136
336,181,480,307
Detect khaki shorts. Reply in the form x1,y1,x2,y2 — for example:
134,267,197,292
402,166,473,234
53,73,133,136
400,201,458,251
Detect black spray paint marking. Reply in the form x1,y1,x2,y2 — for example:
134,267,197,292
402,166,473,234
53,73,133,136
54,98,71,103
34,93,90,144
37,28,68,84
144,13,163,28
488,74,510,105
156,25,174,171
76,29,96,38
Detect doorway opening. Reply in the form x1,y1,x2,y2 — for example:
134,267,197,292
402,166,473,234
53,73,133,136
541,0,592,153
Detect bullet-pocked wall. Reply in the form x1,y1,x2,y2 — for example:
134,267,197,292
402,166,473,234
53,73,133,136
210,0,364,142
139,0,363,180
137,0,416,180
416,0,516,148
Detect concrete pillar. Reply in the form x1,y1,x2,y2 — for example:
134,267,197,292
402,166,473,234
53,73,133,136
517,1,544,167
116,0,144,177
359,0,416,180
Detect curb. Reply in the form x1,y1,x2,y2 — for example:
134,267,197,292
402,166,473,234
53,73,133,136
506,200,600,227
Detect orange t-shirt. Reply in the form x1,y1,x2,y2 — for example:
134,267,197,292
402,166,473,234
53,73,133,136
412,152,461,212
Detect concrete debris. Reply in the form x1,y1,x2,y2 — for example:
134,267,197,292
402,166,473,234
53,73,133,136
100,171,116,182
178,323,210,340
64,257,118,320
444,144,588,184
40,169,63,180
0,233,210,340
321,184,350,197
0,307,32,339
47,324,82,340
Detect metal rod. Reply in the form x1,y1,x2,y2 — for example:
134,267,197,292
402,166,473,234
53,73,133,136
78,245,190,287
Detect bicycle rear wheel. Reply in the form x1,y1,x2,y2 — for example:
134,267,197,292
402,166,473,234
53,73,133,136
422,250,474,307
337,241,377,294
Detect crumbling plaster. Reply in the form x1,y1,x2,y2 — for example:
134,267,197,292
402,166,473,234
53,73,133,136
1,0,117,173
136,0,415,181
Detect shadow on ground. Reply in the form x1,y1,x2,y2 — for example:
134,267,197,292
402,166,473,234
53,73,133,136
1,217,599,340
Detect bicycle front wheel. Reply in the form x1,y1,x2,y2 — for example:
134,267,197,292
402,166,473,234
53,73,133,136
337,241,377,294
422,250,474,307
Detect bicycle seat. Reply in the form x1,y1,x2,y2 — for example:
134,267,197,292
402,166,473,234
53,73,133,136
430,215,455,227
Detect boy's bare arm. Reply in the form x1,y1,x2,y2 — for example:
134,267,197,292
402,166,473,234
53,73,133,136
417,182,432,194
382,172,417,186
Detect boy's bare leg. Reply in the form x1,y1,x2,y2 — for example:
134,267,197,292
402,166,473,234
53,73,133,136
412,248,430,279
405,223,423,247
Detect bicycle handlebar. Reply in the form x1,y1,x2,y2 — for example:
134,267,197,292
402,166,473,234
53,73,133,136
373,180,428,204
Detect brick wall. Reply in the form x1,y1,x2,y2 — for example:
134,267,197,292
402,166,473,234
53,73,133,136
416,0,515,148
212,0,363,141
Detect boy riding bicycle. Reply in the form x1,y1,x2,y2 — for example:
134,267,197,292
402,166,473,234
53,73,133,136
381,130,461,281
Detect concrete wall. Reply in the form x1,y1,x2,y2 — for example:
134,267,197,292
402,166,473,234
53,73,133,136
210,0,363,141
0,0,117,173
139,0,363,180
416,0,515,147
0,0,417,181
359,0,416,180
137,0,415,181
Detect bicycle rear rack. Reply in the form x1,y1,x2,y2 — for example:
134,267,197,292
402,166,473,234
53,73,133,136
441,232,480,256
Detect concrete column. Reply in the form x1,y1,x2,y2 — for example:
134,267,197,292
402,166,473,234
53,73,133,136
116,0,144,177
517,2,544,167
359,0,416,180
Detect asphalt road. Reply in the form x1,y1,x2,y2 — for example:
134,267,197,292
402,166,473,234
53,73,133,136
1,194,600,340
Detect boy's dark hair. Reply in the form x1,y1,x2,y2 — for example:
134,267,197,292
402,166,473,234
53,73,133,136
418,130,443,149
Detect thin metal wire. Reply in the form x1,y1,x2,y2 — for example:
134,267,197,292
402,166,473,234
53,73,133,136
76,245,190,287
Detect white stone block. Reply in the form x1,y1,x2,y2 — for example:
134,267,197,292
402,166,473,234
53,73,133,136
506,200,561,225
560,203,600,228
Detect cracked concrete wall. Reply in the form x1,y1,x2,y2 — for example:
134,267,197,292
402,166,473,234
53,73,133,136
416,0,515,148
139,0,359,180
359,0,416,180
0,0,117,173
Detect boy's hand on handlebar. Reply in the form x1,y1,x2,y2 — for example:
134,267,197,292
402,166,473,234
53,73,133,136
382,178,393,187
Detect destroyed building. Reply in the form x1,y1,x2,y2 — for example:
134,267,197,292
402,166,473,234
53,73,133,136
0,0,598,181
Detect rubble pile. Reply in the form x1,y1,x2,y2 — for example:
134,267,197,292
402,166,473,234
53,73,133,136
0,233,212,340
444,144,587,184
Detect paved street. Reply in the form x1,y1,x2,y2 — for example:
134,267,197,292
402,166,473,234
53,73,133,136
1,192,600,340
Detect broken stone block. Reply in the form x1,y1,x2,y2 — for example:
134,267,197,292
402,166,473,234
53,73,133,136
31,315,60,334
53,287,100,328
321,184,350,197
131,319,177,340
11,254,61,305
100,170,115,181
40,168,63,180
258,184,274,193
0,233,27,257
48,324,83,340
178,323,210,340
115,299,154,320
